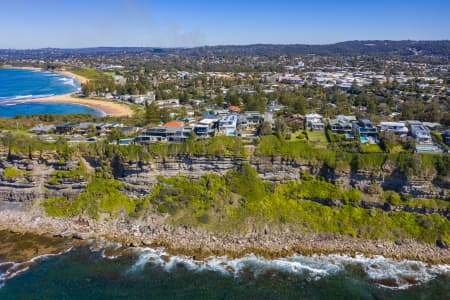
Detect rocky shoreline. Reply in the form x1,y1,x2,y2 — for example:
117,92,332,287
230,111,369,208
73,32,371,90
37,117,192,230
1,203,449,265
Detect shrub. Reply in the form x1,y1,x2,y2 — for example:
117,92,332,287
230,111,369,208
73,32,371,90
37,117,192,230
3,166,26,178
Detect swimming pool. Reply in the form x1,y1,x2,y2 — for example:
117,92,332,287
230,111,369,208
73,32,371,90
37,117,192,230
360,136,369,143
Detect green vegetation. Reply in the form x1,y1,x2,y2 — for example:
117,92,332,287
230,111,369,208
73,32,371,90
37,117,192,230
149,174,230,224
383,191,450,210
42,177,143,218
69,67,108,81
3,166,27,178
47,160,88,185
76,136,247,161
306,130,328,143
284,174,362,204
144,165,450,243
361,143,383,153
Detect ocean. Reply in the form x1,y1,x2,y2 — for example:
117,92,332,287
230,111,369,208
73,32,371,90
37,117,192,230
0,68,101,116
0,244,449,299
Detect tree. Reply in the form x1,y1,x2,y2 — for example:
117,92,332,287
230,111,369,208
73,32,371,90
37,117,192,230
144,101,160,124
107,128,125,143
257,122,272,136
227,90,240,106
215,93,224,107
274,119,287,139
1,132,16,161
293,95,306,114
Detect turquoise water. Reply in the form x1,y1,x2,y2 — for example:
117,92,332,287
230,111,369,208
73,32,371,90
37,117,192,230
0,68,101,116
0,246,449,299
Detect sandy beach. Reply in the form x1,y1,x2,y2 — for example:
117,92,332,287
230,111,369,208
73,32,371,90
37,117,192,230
20,94,134,117
2,66,133,117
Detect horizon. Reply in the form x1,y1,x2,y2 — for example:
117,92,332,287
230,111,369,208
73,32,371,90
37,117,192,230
2,39,450,51
1,0,449,48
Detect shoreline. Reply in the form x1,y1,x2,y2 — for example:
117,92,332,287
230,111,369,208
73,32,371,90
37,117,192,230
1,66,133,117
0,205,448,265
18,94,133,117
1,65,89,85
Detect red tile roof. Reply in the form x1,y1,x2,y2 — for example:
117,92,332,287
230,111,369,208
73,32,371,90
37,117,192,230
228,105,241,112
164,121,184,127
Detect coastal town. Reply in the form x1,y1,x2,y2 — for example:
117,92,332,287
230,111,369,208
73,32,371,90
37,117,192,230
0,42,449,280
1,47,447,155
0,0,450,295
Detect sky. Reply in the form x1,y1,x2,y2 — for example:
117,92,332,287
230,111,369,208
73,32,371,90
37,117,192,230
0,0,449,49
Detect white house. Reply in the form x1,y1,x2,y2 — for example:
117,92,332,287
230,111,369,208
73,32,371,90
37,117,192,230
305,113,324,131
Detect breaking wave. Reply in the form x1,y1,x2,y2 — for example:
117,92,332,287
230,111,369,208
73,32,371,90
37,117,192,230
127,248,450,290
0,247,73,288
0,242,448,291
0,94,55,101
58,77,77,87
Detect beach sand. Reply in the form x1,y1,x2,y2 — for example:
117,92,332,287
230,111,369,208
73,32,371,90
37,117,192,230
4,66,133,117
20,94,134,117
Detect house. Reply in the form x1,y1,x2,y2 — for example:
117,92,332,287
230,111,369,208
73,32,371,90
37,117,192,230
352,118,377,143
410,124,433,144
410,124,439,152
305,113,324,131
194,119,217,137
29,124,55,135
163,121,184,127
120,126,139,136
136,126,193,143
237,115,249,128
244,111,262,127
441,130,450,146
282,114,304,130
96,123,123,135
218,115,238,136
117,138,134,145
155,99,180,109
228,105,241,113
55,123,76,135
377,122,408,137
329,115,356,135
76,122,96,135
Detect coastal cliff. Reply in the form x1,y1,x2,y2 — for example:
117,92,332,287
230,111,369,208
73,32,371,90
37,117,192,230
1,153,449,216
0,149,449,264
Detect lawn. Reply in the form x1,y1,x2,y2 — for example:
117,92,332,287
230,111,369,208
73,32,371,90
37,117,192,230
69,68,109,80
306,130,328,143
361,143,383,153
288,130,308,142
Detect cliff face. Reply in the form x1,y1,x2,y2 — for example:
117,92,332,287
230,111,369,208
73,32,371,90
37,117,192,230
0,154,448,206
0,158,87,203
112,155,448,200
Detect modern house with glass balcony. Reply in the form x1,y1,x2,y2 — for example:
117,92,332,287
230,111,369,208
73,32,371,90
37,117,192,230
352,118,377,143
218,114,238,136
377,122,409,137
135,126,193,143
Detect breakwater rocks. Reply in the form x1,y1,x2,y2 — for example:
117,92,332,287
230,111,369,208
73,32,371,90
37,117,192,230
0,206,449,265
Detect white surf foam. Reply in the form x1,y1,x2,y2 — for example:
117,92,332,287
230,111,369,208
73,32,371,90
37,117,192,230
58,77,77,87
126,248,450,290
0,246,73,287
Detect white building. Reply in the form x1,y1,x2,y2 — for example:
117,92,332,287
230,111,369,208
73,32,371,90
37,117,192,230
305,113,324,131
218,115,238,136
378,122,409,137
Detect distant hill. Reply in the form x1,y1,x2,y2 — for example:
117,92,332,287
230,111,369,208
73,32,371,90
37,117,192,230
178,40,450,57
184,41,450,56
1,40,449,57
